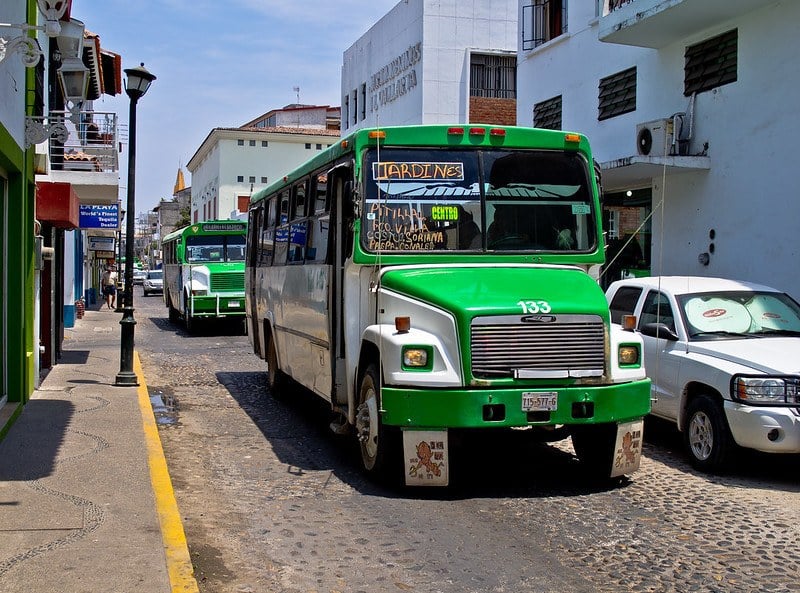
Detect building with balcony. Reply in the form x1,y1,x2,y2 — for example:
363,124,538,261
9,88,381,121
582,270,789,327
187,105,340,222
341,0,518,133
0,0,122,435
516,0,800,297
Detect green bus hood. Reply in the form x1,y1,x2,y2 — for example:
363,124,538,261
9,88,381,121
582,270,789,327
380,265,610,322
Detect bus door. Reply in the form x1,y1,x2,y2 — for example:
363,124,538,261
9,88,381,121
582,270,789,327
329,166,353,406
246,206,263,354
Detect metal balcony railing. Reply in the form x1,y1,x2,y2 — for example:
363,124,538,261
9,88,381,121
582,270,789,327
48,110,119,174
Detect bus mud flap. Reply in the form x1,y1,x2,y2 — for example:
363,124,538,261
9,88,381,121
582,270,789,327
402,429,449,487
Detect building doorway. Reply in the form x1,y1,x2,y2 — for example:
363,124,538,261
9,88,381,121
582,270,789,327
601,187,652,290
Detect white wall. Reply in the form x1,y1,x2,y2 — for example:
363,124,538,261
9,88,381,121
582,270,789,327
516,1,800,298
0,2,31,148
342,0,517,132
189,130,337,221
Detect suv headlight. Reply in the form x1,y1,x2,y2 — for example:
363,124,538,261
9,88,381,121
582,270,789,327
732,375,800,405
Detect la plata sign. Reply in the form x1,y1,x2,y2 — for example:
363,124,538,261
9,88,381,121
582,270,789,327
80,204,119,229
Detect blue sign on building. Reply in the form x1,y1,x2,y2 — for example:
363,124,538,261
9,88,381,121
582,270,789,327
80,204,120,229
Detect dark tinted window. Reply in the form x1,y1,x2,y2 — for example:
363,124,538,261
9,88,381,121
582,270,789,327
609,286,642,323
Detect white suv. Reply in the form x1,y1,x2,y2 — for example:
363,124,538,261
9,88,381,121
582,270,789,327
606,276,800,472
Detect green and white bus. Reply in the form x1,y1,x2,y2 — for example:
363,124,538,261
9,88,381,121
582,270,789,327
245,125,650,486
162,220,247,332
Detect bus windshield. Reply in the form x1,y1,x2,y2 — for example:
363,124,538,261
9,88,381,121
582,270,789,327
363,148,596,253
185,235,246,263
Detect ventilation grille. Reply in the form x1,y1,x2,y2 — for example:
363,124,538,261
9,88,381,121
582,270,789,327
471,314,605,378
210,272,245,292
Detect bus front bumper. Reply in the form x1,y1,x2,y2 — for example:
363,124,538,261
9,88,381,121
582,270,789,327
190,294,246,317
380,380,651,428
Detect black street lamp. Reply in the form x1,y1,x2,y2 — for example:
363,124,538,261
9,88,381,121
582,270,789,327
115,63,156,386
114,204,125,312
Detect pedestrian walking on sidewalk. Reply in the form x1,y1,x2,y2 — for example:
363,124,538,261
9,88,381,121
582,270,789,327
101,265,118,309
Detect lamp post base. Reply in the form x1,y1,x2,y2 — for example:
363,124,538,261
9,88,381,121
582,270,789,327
115,306,139,386
114,371,139,386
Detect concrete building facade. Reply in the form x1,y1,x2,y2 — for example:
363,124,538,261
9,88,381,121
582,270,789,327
515,0,798,296
341,0,518,133
187,106,340,222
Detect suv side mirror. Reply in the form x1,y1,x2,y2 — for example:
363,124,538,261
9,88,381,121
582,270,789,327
640,322,679,341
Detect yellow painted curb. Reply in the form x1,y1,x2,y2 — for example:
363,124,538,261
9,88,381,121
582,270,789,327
135,352,200,593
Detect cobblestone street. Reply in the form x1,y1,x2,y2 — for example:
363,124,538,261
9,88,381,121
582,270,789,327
135,295,800,593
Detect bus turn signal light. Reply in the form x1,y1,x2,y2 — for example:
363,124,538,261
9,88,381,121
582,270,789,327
622,314,637,331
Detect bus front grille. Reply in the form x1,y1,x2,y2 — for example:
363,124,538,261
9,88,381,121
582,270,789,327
210,272,245,292
470,314,605,379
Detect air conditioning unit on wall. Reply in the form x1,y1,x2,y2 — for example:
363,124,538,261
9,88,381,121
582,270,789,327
636,118,674,156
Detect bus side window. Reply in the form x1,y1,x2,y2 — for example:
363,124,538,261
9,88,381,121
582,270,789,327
291,181,308,220
260,198,275,266
313,172,328,214
247,206,261,267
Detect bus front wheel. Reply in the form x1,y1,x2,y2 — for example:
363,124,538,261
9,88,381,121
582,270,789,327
183,297,194,333
266,336,288,399
355,364,398,479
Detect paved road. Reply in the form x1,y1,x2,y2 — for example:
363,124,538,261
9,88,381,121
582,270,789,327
133,289,800,593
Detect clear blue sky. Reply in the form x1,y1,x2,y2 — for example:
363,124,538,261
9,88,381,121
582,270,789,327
77,0,400,215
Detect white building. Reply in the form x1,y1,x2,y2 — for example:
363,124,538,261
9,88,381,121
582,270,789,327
187,106,340,222
516,0,799,297
341,0,518,132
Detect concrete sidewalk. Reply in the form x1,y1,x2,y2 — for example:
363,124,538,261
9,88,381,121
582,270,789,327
0,303,198,593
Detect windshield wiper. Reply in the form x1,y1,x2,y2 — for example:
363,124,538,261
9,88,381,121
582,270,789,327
752,328,800,337
689,330,756,339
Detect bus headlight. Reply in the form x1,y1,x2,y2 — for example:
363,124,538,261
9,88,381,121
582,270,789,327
618,344,641,367
402,346,432,370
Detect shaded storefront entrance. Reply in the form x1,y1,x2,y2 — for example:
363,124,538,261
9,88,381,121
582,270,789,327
601,187,652,290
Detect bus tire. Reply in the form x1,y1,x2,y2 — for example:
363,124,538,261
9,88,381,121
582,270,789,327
355,363,399,480
167,296,179,323
571,423,617,480
183,296,194,333
266,335,288,399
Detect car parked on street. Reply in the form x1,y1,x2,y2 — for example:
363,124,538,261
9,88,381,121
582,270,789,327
142,269,163,297
133,269,148,285
606,276,800,472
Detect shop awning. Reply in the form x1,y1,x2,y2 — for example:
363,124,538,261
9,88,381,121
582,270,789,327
36,181,80,229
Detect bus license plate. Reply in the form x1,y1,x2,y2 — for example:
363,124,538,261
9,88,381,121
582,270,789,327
522,392,557,412
228,301,241,308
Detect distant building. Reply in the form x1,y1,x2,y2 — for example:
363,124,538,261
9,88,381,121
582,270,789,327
155,168,191,243
187,105,340,222
341,0,518,132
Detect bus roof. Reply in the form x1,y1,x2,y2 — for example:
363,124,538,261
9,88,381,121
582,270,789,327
162,219,248,244
249,124,591,206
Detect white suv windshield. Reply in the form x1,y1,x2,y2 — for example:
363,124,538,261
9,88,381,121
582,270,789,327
679,291,800,339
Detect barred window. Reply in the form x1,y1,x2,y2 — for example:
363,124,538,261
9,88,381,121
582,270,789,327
534,95,562,130
522,0,567,51
470,53,516,99
684,29,737,96
598,67,636,121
